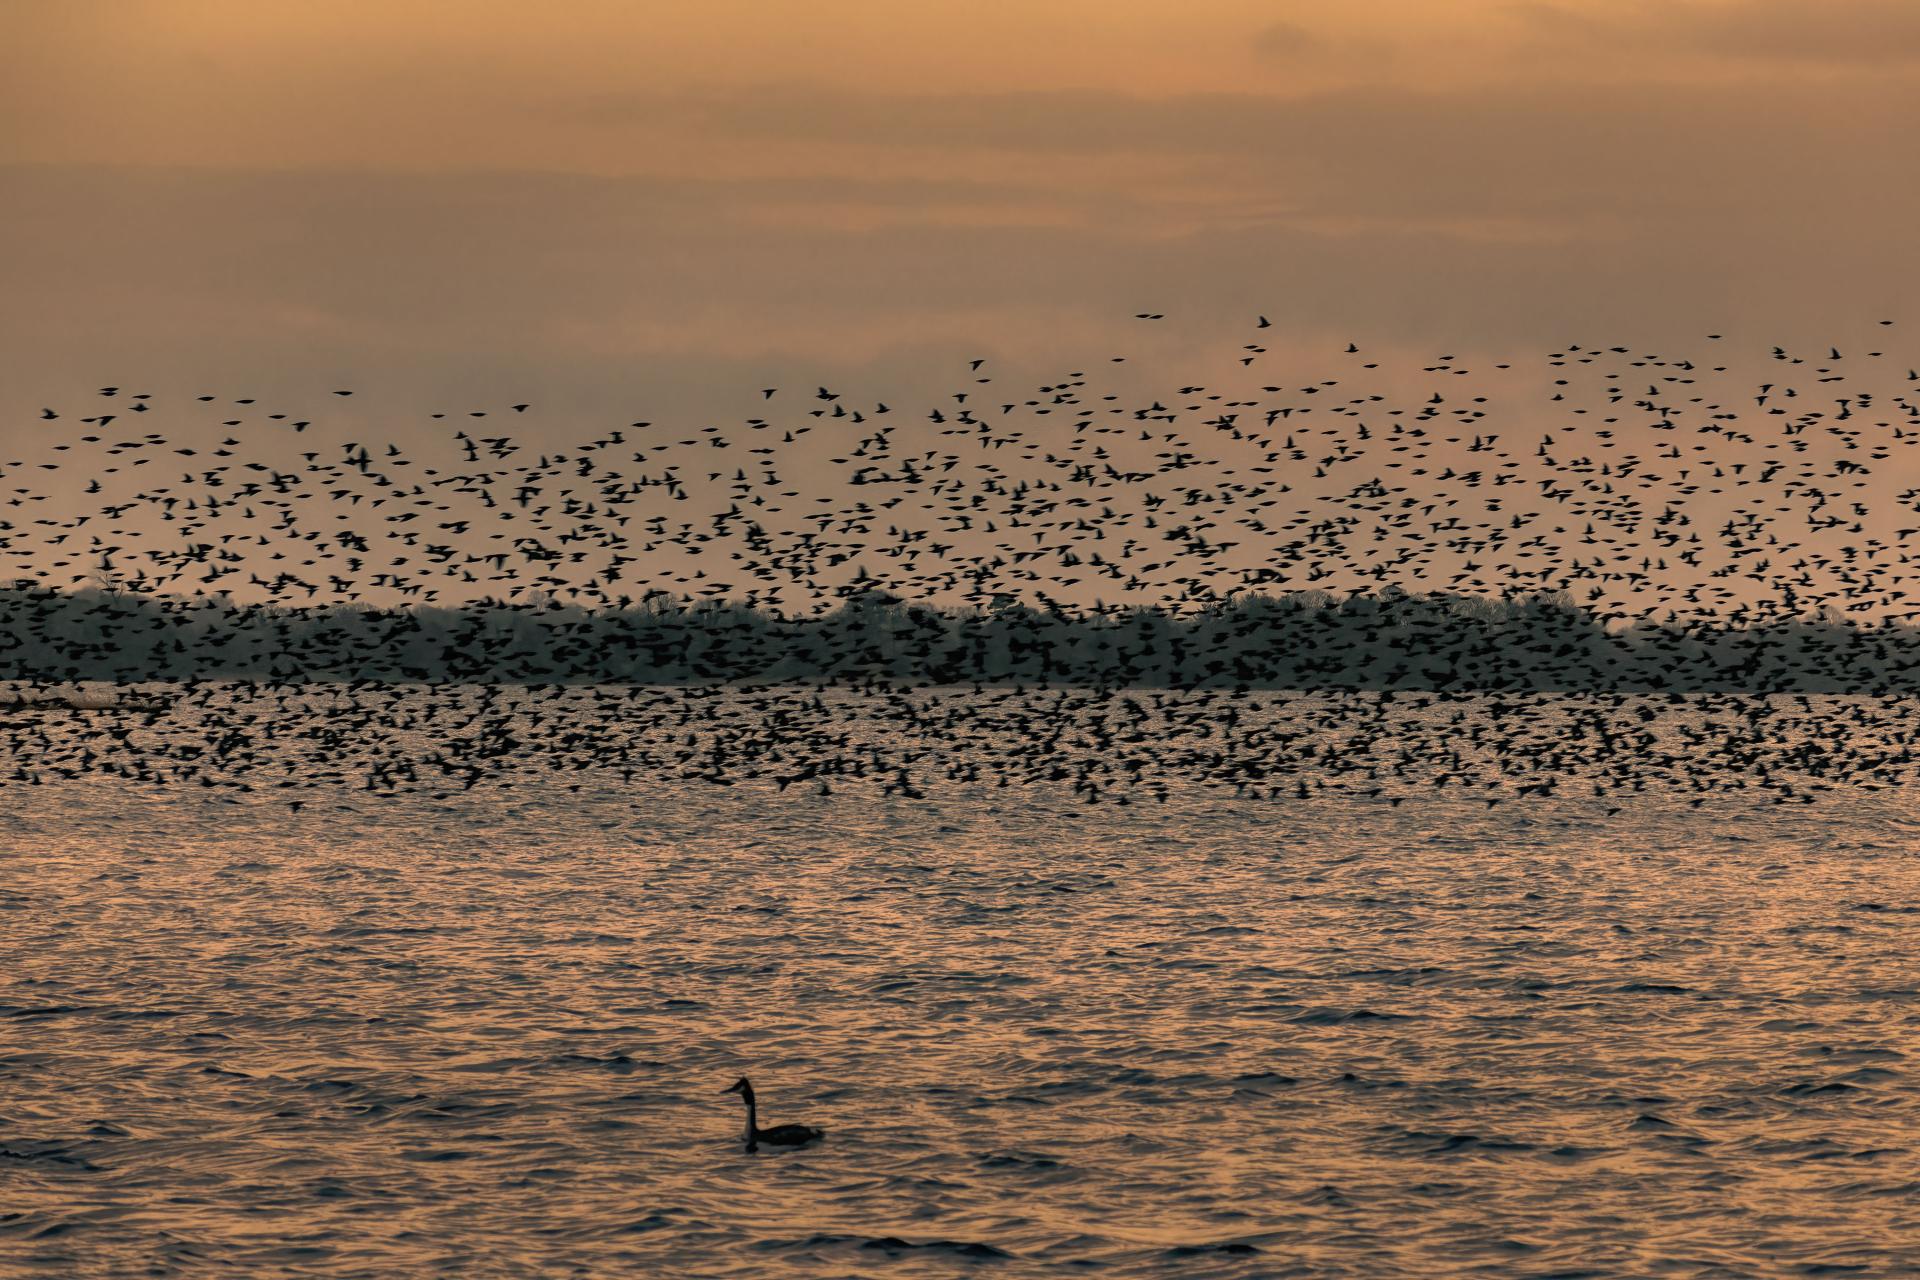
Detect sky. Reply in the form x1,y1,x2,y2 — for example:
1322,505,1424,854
1,1,1917,615
5,1,1916,390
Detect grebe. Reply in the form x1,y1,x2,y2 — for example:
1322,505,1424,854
723,1077,823,1152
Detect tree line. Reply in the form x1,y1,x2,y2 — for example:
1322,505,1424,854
3,582,1918,692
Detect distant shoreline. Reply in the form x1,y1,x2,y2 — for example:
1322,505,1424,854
4,584,1918,694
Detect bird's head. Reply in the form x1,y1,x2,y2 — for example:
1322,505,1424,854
723,1076,753,1100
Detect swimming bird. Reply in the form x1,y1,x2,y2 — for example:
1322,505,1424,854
723,1077,823,1152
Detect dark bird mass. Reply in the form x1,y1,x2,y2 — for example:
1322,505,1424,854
1,319,1916,813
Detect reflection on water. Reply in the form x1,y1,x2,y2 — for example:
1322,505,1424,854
5,691,1920,1277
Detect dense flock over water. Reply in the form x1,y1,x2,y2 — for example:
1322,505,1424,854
2,682,1919,807
6,690,1920,1277
7,310,1920,1279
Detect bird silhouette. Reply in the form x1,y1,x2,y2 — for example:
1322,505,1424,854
723,1078,822,1153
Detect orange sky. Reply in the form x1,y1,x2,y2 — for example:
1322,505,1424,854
5,1,1915,379
11,1,1919,165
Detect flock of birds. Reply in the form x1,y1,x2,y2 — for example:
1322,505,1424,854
0,680,1903,811
0,316,1917,816
8,317,1920,1154
8,316,1918,621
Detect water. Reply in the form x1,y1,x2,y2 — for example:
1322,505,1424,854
5,690,1920,1277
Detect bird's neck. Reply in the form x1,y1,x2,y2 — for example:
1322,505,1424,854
743,1097,758,1142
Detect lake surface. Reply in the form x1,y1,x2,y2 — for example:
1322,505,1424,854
5,689,1920,1277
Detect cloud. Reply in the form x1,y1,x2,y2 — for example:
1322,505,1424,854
1682,0,1920,63
1250,21,1326,59
1512,0,1920,67
549,74,1918,234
